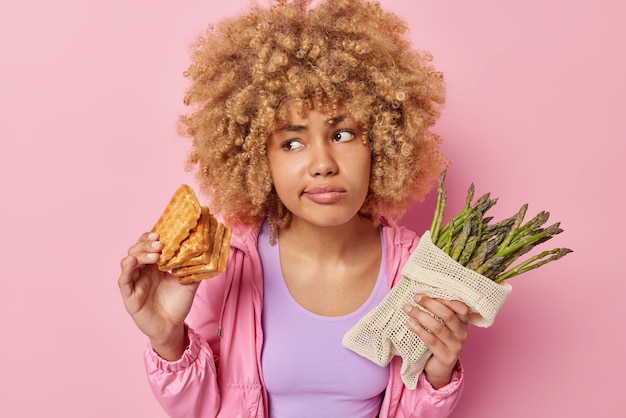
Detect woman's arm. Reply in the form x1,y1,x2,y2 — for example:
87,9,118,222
143,276,229,418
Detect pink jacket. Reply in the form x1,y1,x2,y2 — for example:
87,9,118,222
144,222,464,417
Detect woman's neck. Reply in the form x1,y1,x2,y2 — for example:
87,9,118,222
275,214,383,316
277,214,380,262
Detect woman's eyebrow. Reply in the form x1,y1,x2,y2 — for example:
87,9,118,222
327,114,348,126
274,114,349,132
276,124,307,132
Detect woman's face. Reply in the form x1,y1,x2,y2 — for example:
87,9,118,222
267,107,371,229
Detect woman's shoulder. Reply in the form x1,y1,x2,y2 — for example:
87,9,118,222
226,221,262,250
226,224,260,246
381,222,421,252
380,222,424,287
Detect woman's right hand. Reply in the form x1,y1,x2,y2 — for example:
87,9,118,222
118,232,200,360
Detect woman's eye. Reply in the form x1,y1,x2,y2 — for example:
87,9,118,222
281,139,303,150
333,130,355,142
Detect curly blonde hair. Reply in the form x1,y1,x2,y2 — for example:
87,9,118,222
180,0,447,238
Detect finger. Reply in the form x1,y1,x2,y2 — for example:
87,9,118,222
118,255,139,298
416,297,469,341
405,308,446,352
404,302,449,338
405,310,461,365
128,232,162,264
436,299,470,324
406,296,467,348
413,295,463,330
136,231,160,244
128,232,161,251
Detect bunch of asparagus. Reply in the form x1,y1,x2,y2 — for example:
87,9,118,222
429,171,572,283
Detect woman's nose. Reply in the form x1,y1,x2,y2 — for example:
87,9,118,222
308,143,338,177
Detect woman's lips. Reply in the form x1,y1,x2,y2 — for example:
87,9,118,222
302,186,346,204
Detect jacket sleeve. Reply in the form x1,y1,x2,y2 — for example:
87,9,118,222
382,226,465,417
144,326,221,418
143,275,229,418
385,356,464,418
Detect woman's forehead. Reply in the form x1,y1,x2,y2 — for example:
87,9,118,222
277,102,349,123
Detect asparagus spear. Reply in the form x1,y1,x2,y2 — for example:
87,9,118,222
429,171,447,243
494,248,573,282
428,171,572,282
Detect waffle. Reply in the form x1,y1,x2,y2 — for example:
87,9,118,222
152,184,231,284
172,223,232,284
160,206,212,270
152,184,202,266
169,215,218,269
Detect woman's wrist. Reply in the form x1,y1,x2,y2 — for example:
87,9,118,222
424,371,452,390
150,325,188,361
423,359,458,389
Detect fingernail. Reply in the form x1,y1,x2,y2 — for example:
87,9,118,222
151,241,160,249
403,304,412,313
414,295,422,303
147,253,158,260
148,232,158,240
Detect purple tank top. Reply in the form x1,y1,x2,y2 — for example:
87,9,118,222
259,221,390,418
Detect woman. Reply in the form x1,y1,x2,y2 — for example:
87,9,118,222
119,0,469,416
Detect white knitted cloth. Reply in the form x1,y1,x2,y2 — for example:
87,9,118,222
342,230,512,389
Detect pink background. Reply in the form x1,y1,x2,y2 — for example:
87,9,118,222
1,0,624,416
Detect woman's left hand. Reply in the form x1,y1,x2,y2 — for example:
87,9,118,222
403,294,470,389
